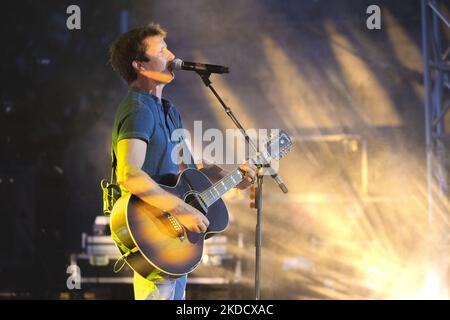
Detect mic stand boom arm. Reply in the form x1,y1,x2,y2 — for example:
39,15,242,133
195,71,288,300
195,71,288,193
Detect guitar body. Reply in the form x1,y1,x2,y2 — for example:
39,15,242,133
110,168,229,279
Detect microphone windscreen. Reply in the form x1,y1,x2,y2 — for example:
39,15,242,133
169,58,183,71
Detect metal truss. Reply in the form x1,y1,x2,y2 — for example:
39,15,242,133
421,0,450,222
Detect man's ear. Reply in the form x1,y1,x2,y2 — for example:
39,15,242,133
132,61,145,71
131,61,139,71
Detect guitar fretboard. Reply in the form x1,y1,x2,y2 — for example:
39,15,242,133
199,169,244,207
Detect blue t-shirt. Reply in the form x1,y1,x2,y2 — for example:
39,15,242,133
111,87,183,186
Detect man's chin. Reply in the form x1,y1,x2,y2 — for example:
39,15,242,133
164,70,175,84
140,69,174,84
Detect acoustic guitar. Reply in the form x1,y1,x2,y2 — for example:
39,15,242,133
110,130,292,279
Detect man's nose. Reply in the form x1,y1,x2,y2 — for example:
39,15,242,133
166,49,175,61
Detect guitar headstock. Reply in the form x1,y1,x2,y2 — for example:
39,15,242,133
265,130,293,160
248,130,293,166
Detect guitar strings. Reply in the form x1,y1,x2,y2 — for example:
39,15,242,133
197,170,243,205
182,170,242,210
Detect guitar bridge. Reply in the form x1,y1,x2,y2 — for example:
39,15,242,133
163,212,186,241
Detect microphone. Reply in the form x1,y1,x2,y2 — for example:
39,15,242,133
169,58,229,74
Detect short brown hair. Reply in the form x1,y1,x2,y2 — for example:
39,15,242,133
109,23,167,83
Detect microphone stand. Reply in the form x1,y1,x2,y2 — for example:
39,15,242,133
195,71,288,300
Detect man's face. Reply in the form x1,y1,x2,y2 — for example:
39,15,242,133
136,35,175,84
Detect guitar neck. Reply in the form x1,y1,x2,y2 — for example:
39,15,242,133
199,169,244,207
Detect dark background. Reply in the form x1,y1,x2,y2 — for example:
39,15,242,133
0,0,441,299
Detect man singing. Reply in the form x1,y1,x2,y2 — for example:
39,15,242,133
109,23,255,300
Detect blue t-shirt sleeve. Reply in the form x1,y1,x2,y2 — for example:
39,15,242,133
117,106,155,143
